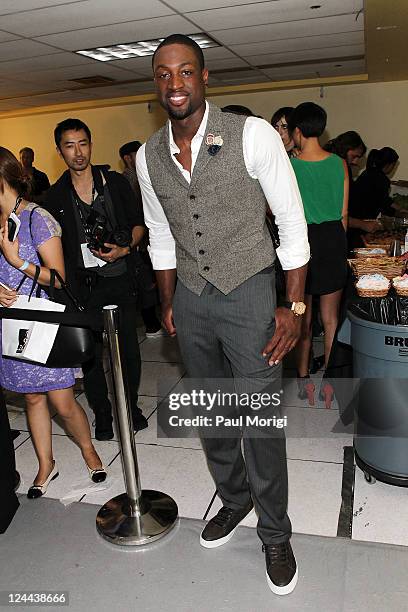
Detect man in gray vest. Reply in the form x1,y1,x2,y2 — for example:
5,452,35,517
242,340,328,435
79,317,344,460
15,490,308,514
137,34,309,596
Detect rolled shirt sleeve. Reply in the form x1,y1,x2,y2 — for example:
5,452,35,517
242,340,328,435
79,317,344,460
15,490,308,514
243,117,310,270
136,144,176,270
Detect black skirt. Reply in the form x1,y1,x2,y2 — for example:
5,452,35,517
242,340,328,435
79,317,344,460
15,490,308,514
306,220,347,295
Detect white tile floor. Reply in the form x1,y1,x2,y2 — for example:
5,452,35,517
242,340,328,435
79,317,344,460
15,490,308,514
8,330,408,548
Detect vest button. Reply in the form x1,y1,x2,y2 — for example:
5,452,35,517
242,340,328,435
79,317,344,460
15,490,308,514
199,249,205,255
203,266,210,272
196,231,202,237
193,214,199,219
190,194,196,200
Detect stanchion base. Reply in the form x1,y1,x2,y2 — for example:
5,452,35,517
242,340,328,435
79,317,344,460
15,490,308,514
96,490,178,546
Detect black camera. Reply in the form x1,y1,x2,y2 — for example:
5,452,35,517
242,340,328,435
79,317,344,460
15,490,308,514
86,210,131,253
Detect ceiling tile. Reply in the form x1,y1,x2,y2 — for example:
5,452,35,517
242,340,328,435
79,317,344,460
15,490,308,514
108,47,240,76
0,39,59,61
229,31,364,57
214,68,265,79
0,0,174,37
108,56,155,76
261,58,366,80
172,0,363,14
0,79,70,97
211,14,363,45
167,0,275,10
0,1,85,16
214,72,270,84
0,100,37,112
202,47,238,61
8,62,139,84
0,30,20,43
35,15,194,51
0,52,95,76
206,57,249,70
187,0,363,31
246,44,365,67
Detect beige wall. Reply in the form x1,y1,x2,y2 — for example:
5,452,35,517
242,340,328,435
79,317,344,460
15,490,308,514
0,79,406,183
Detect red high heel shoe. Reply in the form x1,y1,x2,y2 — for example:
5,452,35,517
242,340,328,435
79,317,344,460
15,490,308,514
319,382,334,409
297,375,315,406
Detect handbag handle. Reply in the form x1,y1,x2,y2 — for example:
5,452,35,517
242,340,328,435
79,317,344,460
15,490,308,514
49,269,85,312
20,265,41,302
27,205,85,312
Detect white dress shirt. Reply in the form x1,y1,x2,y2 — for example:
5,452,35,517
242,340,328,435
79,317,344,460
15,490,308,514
136,101,310,271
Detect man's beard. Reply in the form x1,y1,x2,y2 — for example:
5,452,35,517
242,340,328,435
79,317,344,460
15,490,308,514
67,159,90,171
162,98,193,121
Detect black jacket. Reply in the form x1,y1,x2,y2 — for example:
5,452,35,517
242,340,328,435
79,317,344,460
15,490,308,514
43,166,144,301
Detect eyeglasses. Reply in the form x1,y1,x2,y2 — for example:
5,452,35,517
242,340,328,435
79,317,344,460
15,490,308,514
273,122,288,131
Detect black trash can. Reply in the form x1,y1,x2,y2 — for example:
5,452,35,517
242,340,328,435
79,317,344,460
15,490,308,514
349,312,408,486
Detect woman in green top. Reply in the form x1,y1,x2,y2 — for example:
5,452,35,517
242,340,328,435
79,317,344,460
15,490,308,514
288,102,348,407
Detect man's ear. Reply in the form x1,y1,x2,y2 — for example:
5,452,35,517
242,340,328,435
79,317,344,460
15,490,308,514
202,68,209,86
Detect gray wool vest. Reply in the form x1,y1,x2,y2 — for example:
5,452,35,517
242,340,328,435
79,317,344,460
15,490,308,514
145,102,275,295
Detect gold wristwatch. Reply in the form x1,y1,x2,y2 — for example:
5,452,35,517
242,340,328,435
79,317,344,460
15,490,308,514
283,301,306,316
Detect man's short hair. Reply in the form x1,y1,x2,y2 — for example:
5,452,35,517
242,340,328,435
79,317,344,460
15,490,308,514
287,102,327,138
54,118,92,149
19,146,34,156
221,105,254,117
119,141,142,159
152,34,205,71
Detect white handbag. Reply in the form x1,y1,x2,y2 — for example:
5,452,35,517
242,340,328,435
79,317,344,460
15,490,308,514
2,267,65,365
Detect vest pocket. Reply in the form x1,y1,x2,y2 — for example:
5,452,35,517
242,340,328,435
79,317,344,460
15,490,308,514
229,231,266,252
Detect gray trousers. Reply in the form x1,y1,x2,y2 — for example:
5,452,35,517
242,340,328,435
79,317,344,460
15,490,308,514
173,268,292,544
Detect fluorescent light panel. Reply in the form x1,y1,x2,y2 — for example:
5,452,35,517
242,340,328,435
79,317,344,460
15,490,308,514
76,34,219,62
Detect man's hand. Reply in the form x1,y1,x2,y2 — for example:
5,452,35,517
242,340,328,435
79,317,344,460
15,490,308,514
91,243,130,263
262,307,301,366
161,303,176,337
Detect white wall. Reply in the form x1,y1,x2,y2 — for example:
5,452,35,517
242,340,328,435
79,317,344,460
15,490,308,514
0,79,406,183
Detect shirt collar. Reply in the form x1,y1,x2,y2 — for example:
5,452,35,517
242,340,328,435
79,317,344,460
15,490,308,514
168,101,209,154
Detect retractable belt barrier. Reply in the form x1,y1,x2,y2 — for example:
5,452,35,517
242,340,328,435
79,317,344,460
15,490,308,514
0,304,178,545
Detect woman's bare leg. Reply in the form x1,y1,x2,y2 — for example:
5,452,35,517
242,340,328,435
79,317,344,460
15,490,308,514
25,393,54,484
48,387,102,470
319,289,343,368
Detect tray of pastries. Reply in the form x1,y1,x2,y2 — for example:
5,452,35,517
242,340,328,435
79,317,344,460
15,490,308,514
356,274,390,297
348,256,407,280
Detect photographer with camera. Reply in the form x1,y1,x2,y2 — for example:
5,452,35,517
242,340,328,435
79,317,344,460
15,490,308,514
44,119,146,441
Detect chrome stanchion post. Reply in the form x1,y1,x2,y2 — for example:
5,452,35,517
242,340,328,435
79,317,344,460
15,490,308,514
96,305,178,546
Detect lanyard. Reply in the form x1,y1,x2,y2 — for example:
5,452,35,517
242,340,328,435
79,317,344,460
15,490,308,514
72,182,97,239
11,195,23,215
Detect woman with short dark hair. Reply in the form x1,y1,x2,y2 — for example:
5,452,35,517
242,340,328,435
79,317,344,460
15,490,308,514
288,103,348,407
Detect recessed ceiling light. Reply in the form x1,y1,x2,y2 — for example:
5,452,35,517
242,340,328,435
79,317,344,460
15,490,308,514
76,33,219,62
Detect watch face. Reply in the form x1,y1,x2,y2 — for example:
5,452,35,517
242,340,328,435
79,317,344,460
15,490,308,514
294,302,306,315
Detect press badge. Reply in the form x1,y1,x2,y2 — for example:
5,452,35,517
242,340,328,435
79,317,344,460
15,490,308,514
81,243,107,268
